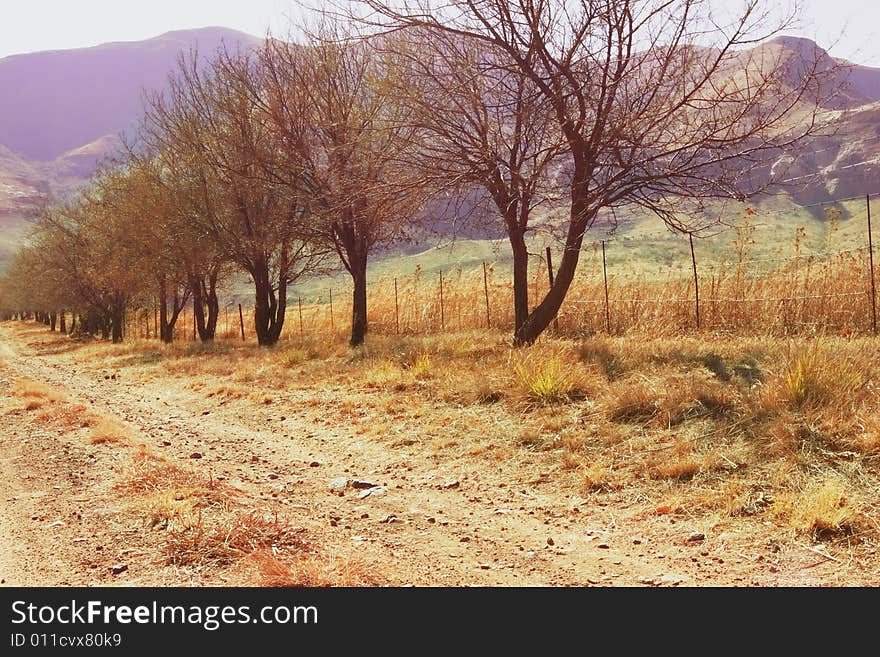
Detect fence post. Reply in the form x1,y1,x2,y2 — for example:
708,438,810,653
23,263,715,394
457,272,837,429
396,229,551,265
394,278,400,334
238,304,245,341
690,234,701,330
439,270,445,331
868,194,877,334
298,297,304,338
482,262,491,328
602,240,611,333
329,288,334,332
546,246,559,334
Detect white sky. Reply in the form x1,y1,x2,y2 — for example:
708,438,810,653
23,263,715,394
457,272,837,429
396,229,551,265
0,0,878,66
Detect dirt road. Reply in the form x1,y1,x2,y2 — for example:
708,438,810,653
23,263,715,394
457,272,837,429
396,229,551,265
0,322,855,586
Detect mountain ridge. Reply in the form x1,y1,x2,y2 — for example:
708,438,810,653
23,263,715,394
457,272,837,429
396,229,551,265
0,29,879,269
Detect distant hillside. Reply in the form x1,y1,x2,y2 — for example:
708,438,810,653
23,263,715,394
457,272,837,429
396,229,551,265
1,30,879,274
0,27,263,266
0,27,263,161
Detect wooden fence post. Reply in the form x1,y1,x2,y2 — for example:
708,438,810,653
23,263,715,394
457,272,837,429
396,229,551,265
690,234,701,330
238,304,245,341
868,194,877,333
298,297,304,338
546,246,559,334
602,240,611,333
482,262,491,329
394,277,400,335
329,288,334,332
439,270,445,331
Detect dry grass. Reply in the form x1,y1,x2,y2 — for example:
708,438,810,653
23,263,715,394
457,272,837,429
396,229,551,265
84,325,880,548
271,222,874,340
115,447,305,572
773,478,869,540
164,510,306,568
513,356,589,407
12,378,67,410
10,279,880,560
88,417,132,444
118,448,222,499
249,550,383,587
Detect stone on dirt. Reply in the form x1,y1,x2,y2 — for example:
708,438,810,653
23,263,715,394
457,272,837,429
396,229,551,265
357,486,387,499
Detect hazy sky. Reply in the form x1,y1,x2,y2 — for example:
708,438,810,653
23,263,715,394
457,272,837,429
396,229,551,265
0,0,878,65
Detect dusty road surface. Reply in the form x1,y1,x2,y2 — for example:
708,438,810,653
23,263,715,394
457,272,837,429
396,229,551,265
0,321,869,587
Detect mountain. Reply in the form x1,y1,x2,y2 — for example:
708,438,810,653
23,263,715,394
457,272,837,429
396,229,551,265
0,31,879,271
0,27,263,161
0,27,263,265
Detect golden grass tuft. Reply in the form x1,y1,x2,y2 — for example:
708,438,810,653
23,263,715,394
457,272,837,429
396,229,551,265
362,358,404,389
12,379,67,409
768,339,865,410
513,355,589,406
164,510,306,568
409,353,433,379
250,550,383,587
775,478,867,540
88,417,132,445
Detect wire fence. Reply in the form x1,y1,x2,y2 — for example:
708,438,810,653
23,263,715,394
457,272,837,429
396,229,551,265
118,193,880,342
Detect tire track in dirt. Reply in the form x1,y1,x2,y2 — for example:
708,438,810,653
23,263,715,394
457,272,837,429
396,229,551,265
1,323,843,586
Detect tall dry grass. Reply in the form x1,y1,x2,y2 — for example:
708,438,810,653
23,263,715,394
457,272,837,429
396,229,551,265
257,236,876,342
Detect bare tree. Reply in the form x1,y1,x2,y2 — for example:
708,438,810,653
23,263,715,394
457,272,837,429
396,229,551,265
27,198,133,342
347,0,839,343
123,152,231,343
255,27,425,346
141,50,325,346
392,30,566,333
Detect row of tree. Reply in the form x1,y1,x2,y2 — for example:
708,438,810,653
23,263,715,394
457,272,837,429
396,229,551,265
0,1,833,346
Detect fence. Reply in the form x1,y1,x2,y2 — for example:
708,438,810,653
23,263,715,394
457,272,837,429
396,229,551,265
117,194,880,342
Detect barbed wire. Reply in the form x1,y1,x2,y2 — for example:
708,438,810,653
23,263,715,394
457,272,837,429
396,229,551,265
568,291,867,305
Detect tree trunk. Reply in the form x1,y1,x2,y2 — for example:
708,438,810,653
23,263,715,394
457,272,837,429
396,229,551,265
192,272,220,342
251,258,286,347
49,313,57,331
111,308,124,343
158,280,188,344
514,207,592,345
191,275,207,342
159,281,171,343
203,271,219,341
252,265,273,346
509,229,530,333
350,254,368,347
60,310,66,333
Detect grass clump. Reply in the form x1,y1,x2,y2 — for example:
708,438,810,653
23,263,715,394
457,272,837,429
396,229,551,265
776,340,863,410
776,478,866,540
88,417,132,445
165,510,306,567
514,357,586,406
